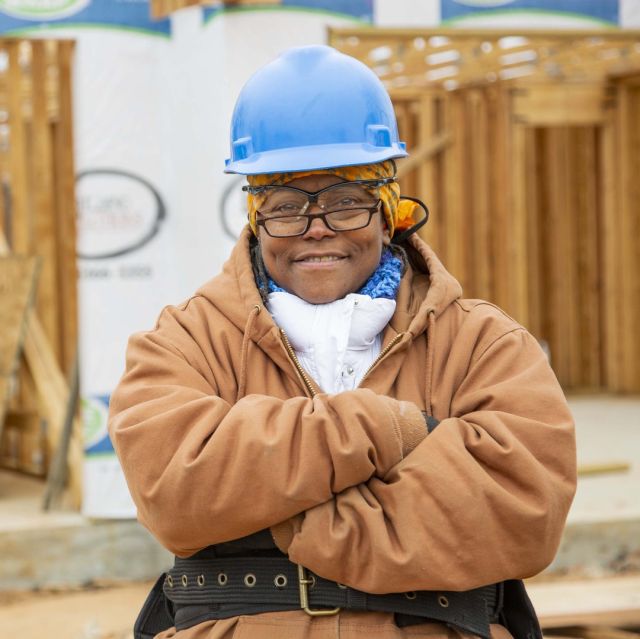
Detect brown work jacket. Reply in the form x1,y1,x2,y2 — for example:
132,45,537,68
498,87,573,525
109,228,576,639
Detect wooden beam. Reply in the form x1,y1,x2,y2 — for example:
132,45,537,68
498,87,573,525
396,130,451,179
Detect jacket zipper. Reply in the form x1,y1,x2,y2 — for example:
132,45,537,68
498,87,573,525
280,328,405,395
359,332,405,384
280,329,317,397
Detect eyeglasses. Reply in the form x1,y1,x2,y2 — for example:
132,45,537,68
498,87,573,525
243,178,395,238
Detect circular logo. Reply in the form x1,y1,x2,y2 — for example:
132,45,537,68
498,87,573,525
76,169,166,260
0,0,89,20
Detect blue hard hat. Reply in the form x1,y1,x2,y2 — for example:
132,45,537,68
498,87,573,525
224,45,408,175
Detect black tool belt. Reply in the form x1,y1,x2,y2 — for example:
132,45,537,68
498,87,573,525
161,556,501,639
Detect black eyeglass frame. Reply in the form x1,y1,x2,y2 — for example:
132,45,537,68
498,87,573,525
254,202,383,238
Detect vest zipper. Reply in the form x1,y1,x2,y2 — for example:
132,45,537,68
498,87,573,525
280,329,317,397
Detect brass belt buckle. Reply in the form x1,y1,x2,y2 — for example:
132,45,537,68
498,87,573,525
297,564,340,617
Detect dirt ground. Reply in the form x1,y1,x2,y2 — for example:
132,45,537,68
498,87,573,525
0,582,152,639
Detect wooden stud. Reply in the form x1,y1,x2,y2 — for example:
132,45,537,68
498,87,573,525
599,86,621,391
52,40,78,379
489,85,512,313
573,126,601,389
469,88,492,301
30,40,61,369
524,126,542,341
617,84,636,391
508,120,529,325
416,92,439,248
442,91,468,291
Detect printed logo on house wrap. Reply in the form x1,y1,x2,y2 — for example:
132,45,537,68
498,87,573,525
76,169,166,260
0,0,89,20
82,395,113,454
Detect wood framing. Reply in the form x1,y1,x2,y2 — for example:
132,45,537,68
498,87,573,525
0,256,38,438
330,28,640,393
0,38,81,504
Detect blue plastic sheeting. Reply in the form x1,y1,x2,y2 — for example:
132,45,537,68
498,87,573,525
0,0,170,36
441,0,619,25
204,0,372,23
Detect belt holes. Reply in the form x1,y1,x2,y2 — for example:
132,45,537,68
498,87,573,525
308,574,316,589
244,573,257,588
181,575,188,587
166,575,174,588
404,591,417,600
218,572,228,586
274,574,288,589
337,583,347,590
197,575,205,587
438,595,450,608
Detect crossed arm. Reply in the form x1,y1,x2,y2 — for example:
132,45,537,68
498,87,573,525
109,303,576,591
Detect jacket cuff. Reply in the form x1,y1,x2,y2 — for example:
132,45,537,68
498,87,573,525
271,513,304,553
379,397,429,457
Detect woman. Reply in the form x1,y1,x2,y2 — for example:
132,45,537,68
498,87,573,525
109,45,576,639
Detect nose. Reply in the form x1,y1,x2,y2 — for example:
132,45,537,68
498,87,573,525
302,211,336,240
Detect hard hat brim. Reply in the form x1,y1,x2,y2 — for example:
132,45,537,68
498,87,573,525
224,142,408,175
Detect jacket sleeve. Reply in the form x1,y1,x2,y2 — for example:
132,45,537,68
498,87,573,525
273,326,577,593
108,303,426,557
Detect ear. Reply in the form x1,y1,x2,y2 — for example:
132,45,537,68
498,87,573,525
381,217,391,246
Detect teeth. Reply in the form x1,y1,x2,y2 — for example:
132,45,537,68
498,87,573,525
302,256,342,262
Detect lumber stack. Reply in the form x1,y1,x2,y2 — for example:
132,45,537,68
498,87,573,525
330,28,640,393
0,38,81,505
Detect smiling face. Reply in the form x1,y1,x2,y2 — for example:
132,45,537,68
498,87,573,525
257,173,391,304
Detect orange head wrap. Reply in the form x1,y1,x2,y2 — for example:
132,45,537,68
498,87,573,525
245,160,417,237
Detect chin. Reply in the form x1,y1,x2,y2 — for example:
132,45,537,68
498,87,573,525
297,288,345,305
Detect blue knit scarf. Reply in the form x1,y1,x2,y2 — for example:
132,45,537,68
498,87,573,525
267,249,403,300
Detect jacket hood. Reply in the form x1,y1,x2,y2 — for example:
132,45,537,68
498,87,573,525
197,226,462,341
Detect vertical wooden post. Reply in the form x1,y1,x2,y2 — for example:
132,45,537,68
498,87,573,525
31,40,61,368
617,82,640,392
525,127,542,341
599,86,621,392
467,88,491,302
52,40,79,380
417,91,438,249
509,121,529,326
490,85,512,313
442,91,467,290
573,126,601,389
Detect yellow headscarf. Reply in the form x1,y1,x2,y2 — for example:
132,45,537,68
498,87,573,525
246,160,416,237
